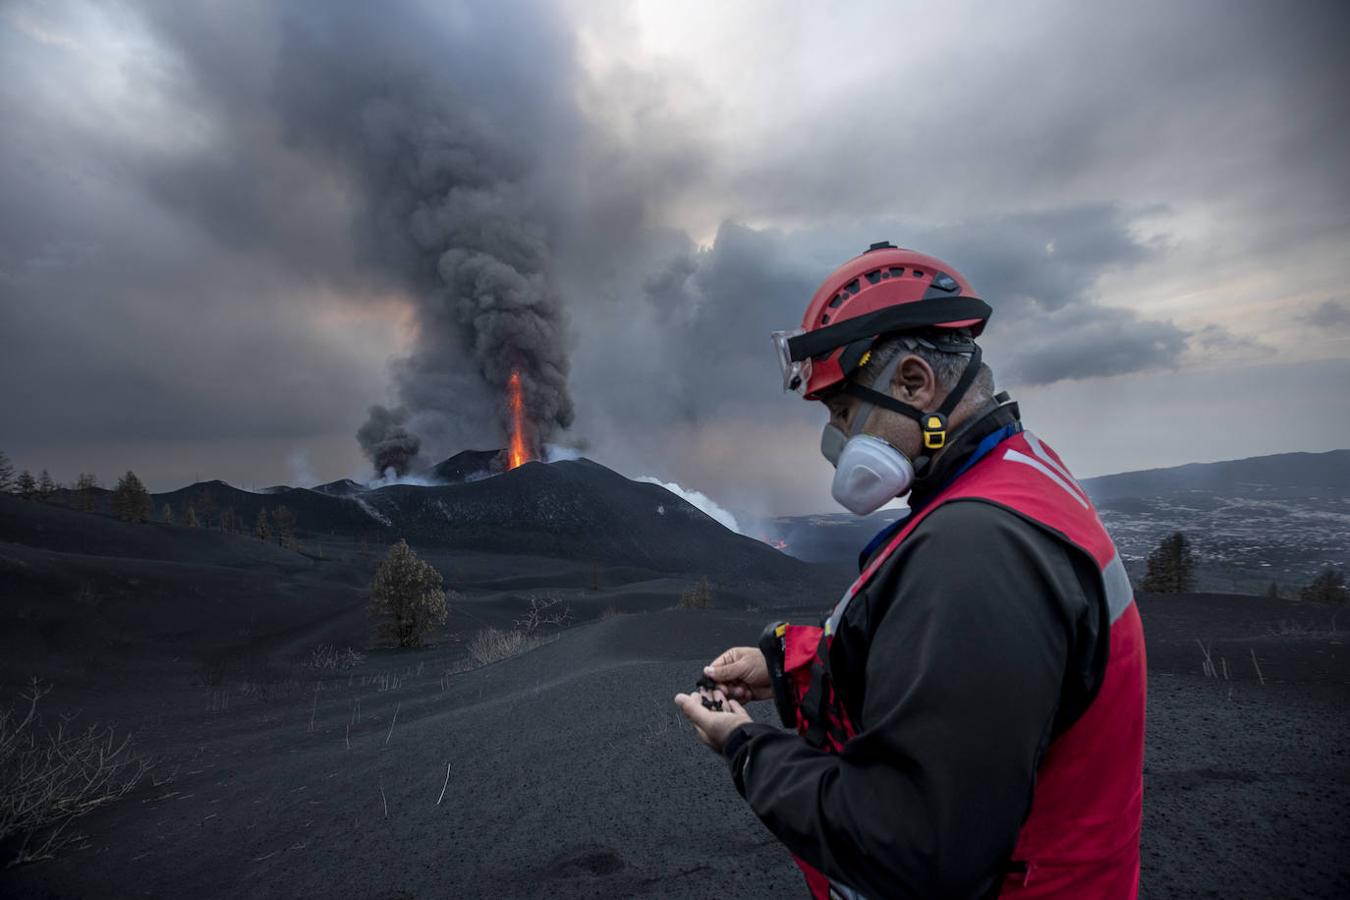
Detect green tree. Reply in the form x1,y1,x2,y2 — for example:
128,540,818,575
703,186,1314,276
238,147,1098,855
36,470,57,500
369,539,448,648
677,576,715,609
183,503,199,528
1141,531,1196,593
254,508,270,541
161,503,175,525
272,505,297,550
0,450,15,493
16,470,37,500
196,487,217,529
1300,566,1348,604
75,473,99,512
110,471,151,522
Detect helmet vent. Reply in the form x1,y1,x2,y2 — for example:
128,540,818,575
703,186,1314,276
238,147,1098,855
865,270,882,285
843,278,860,295
913,268,924,277
888,266,904,278
828,293,845,308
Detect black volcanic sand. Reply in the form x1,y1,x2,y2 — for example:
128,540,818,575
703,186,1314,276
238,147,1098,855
2,500,1348,897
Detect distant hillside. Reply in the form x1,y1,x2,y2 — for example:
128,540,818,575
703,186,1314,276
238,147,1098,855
774,448,1349,593
1081,449,1350,501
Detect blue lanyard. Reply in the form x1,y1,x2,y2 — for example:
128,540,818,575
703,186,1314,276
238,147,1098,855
856,421,1023,572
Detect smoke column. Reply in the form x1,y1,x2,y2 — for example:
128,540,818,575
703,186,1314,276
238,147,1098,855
356,405,423,477
273,4,575,470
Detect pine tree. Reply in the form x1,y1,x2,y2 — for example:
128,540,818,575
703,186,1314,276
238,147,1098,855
369,539,448,648
162,503,175,524
219,506,236,533
16,470,37,499
254,508,271,541
75,472,99,512
1300,567,1348,604
110,471,152,522
272,505,296,550
196,487,217,529
0,450,15,493
1141,531,1196,593
37,469,57,500
184,503,199,528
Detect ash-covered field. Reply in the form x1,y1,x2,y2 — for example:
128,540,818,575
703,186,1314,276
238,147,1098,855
0,460,1347,899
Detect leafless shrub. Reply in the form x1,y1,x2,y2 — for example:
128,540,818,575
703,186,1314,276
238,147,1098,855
1195,639,1217,678
466,628,547,667
1,679,149,866
598,602,625,620
677,577,714,610
513,595,572,633
364,672,403,693
307,645,366,672
73,581,99,610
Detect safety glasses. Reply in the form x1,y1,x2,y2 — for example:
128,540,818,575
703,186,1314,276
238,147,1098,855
771,329,810,394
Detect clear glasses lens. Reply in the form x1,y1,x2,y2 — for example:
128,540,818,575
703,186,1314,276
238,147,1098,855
771,329,808,394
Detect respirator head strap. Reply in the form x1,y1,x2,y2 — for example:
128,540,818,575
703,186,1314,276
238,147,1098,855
840,343,982,453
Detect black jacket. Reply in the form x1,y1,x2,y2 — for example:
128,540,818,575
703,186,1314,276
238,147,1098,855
722,413,1109,899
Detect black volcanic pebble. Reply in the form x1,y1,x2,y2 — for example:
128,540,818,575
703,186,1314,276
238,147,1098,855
695,674,724,710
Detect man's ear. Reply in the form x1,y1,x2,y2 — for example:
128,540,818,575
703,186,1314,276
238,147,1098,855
893,354,938,408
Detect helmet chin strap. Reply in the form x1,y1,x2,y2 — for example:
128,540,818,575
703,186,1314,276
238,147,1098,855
841,343,983,476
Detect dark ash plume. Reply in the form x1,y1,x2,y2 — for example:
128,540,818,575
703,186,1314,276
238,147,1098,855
356,405,422,478
273,4,576,461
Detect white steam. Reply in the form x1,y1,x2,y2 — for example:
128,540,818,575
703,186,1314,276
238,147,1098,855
636,477,743,534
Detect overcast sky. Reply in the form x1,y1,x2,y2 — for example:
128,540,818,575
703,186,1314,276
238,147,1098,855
2,0,1347,516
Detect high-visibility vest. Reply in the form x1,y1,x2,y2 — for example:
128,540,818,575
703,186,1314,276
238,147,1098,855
770,430,1146,899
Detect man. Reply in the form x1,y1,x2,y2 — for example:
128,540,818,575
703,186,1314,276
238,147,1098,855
673,243,1147,899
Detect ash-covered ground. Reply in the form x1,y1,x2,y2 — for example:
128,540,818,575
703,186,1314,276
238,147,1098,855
0,460,1346,899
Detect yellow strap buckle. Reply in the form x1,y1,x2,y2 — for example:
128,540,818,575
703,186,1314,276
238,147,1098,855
923,413,947,450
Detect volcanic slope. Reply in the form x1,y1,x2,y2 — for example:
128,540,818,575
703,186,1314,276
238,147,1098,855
143,458,809,582
0,463,830,690
0,587,1345,899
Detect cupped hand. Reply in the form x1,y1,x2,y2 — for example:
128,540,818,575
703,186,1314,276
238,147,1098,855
673,687,752,754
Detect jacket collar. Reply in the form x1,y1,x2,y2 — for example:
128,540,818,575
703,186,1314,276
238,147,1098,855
857,397,1022,572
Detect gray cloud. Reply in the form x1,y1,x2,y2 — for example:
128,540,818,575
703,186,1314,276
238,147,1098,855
575,206,1189,424
1,0,1346,511
1302,299,1350,329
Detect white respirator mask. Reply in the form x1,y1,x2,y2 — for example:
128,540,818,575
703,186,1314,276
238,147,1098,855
820,342,983,516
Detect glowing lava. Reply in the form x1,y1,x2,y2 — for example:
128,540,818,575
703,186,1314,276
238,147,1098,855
507,369,533,470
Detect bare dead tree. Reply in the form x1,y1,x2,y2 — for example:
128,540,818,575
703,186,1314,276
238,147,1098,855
513,595,572,633
0,678,150,866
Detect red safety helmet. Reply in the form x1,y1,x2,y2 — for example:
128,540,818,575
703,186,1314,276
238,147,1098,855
773,242,991,400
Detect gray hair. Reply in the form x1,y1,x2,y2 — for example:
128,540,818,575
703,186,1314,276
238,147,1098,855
855,328,995,405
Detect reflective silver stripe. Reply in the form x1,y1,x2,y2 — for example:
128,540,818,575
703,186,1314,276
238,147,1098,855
828,880,868,900
1023,431,1089,504
1102,551,1135,623
1003,448,1090,509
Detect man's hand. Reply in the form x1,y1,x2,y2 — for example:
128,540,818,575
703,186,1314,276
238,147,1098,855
674,686,752,754
702,646,773,702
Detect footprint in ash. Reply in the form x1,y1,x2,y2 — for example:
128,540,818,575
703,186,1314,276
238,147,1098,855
547,843,626,878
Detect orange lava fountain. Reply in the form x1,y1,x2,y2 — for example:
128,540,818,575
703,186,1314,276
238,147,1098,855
506,369,533,469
